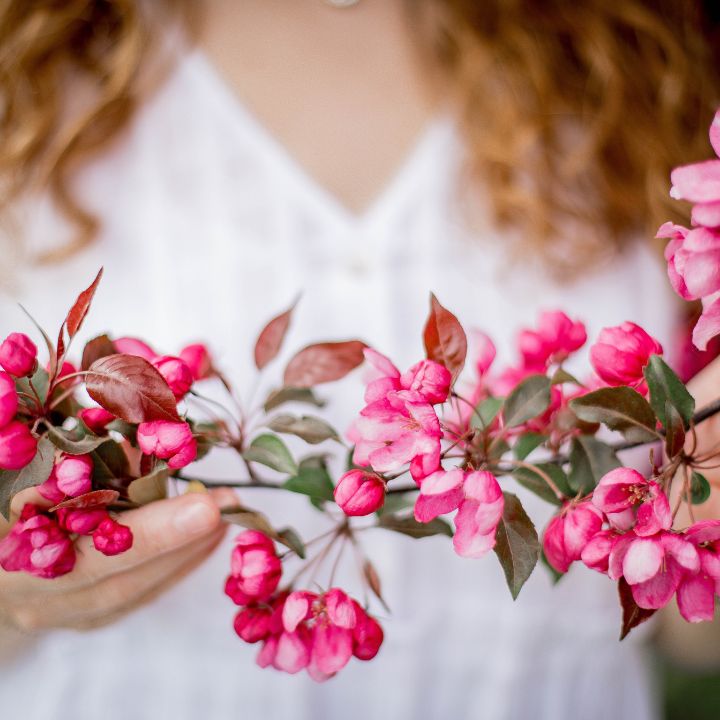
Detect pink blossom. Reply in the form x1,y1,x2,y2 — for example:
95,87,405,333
581,529,621,574
137,420,197,469
0,371,18,428
543,501,603,573
352,390,441,483
0,421,37,470
152,355,193,400
92,517,133,556
78,407,116,434
453,471,504,559
608,530,699,610
56,507,108,535
589,322,663,390
676,520,720,623
0,333,37,377
693,296,720,351
518,311,587,370
362,349,450,405
0,504,75,578
234,605,273,643
351,601,384,661
114,337,156,361
334,470,385,516
226,531,281,604
179,343,213,381
471,330,497,377
592,468,671,536
54,454,93,498
414,468,465,523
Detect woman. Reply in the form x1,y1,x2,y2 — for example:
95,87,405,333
0,1,719,718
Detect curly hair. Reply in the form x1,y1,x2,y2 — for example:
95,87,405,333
0,0,718,269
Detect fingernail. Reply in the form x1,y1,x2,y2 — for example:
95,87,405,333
173,499,218,535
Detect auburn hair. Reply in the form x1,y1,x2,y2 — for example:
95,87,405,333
0,0,719,269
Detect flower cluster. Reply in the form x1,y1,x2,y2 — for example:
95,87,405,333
224,530,383,681
658,109,720,350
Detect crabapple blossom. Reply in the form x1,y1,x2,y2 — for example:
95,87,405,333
137,420,197,469
113,336,156,361
676,520,720,623
152,355,193,400
78,407,116,434
542,501,603,574
589,322,663,390
179,343,213,381
92,517,134,556
0,371,18,427
453,471,504,559
54,454,93,498
591,468,671,536
0,421,37,470
518,311,587,370
334,470,385,516
225,531,281,604
413,468,465,523
0,505,75,578
352,390,441,483
56,507,108,535
0,332,37,377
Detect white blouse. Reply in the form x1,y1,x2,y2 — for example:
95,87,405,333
0,48,676,720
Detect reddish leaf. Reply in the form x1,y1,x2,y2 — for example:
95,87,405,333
254,300,296,371
618,578,657,640
50,489,119,511
363,559,390,613
423,293,467,381
283,341,366,388
67,268,104,338
86,354,180,423
81,334,117,371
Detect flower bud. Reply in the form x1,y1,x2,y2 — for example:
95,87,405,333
93,517,133,555
351,602,384,661
152,355,193,399
57,507,108,535
228,530,281,602
78,407,115,434
589,322,662,390
0,421,37,470
334,470,385,517
0,333,37,377
542,501,603,574
54,454,93,498
114,337,156,361
400,360,451,404
179,343,213,381
0,371,18,428
234,606,273,643
137,420,197,469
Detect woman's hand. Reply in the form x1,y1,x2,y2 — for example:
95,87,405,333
0,487,234,634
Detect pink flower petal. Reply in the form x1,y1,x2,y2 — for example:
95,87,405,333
622,537,663,585
677,573,716,623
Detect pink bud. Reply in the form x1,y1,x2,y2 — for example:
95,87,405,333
351,602,384,661
589,322,663,390
92,517,133,555
179,343,213,381
518,312,587,370
0,421,37,470
114,337,156,361
234,606,273,643
37,469,65,503
152,355,193,400
78,407,115,434
57,507,108,535
400,360,452,404
0,333,37,377
54,454,93,498
543,501,603,574
56,361,78,382
229,530,282,602
137,420,197,469
334,470,385,516
0,371,18,428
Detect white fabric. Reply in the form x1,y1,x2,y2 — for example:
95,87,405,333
0,48,674,720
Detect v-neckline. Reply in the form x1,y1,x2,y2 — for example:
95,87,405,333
185,48,454,233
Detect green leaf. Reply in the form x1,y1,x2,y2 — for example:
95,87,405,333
643,355,695,428
377,492,415,516
493,491,541,599
690,471,711,505
502,375,551,428
664,402,686,459
45,425,110,455
568,436,622,495
244,434,297,474
222,505,278,537
513,432,547,461
378,513,453,539
276,527,306,558
471,396,503,431
15,367,50,407
263,386,326,413
512,463,570,505
90,441,130,485
283,463,335,503
569,387,658,443
267,414,340,445
550,367,581,386
0,437,56,520
127,462,169,504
